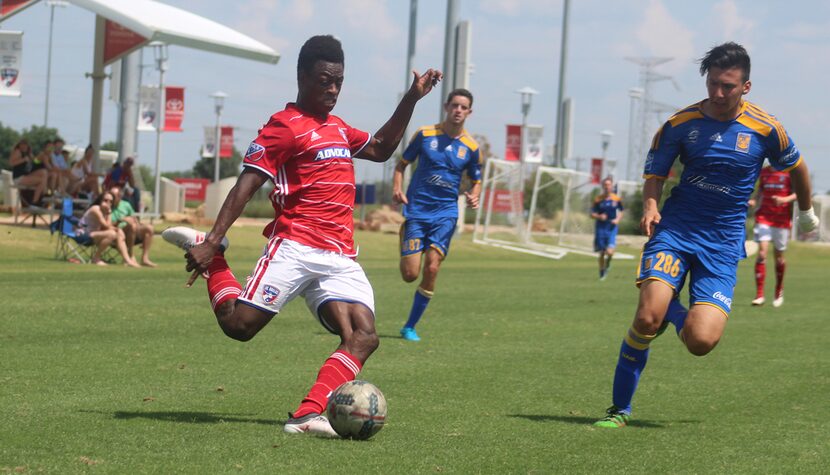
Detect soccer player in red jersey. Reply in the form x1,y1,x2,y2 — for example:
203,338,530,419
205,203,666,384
163,35,441,437
750,165,797,307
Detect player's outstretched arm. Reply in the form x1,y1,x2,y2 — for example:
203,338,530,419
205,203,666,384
640,177,664,238
186,169,269,273
790,162,819,233
357,69,442,163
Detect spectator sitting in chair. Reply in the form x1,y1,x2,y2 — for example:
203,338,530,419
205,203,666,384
51,137,73,195
78,191,141,268
70,145,100,199
36,140,61,196
109,185,156,267
103,157,140,211
9,139,48,207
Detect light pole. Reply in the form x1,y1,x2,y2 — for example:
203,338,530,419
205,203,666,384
600,129,614,181
151,41,168,217
515,86,539,242
44,0,68,126
210,91,227,183
626,87,643,181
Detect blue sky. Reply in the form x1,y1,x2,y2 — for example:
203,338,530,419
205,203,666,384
2,0,829,192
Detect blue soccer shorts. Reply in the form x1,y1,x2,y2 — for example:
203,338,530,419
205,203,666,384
635,239,737,317
594,227,618,252
400,217,457,258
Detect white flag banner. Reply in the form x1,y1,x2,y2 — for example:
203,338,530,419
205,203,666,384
137,85,159,131
0,30,23,97
202,126,216,158
525,125,544,164
108,60,121,103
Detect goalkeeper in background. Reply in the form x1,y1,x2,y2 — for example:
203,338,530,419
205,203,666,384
594,42,819,428
392,88,482,342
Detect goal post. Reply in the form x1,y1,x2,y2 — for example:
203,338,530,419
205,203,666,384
473,159,636,259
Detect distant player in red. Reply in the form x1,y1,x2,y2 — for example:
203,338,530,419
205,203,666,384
163,35,441,437
750,165,796,307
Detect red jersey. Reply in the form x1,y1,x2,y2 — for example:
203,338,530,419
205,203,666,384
755,166,793,228
243,103,371,256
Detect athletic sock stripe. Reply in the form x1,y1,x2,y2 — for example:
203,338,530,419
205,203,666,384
331,352,360,376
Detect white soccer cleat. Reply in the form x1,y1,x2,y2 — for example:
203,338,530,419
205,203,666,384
773,294,784,308
161,226,229,252
751,296,765,306
283,413,339,438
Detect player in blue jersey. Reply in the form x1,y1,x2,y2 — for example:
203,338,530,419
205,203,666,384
594,42,819,428
591,177,624,280
392,88,482,342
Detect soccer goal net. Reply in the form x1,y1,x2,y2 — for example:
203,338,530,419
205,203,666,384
811,195,830,242
473,159,636,259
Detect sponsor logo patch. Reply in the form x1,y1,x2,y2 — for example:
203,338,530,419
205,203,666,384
310,131,322,141
644,257,653,270
314,147,351,161
262,285,280,305
736,133,751,153
457,146,467,159
712,291,732,309
709,132,723,142
245,142,265,162
430,138,438,150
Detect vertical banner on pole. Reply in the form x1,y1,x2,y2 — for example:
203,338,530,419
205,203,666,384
219,126,234,158
590,158,604,184
137,85,158,131
202,126,216,158
0,30,23,97
524,125,544,164
505,124,521,162
163,86,184,132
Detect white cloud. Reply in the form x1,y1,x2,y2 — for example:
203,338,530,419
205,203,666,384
634,0,695,74
480,0,557,16
712,0,755,43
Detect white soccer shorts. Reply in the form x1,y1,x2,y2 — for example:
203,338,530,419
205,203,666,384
753,223,789,251
237,238,375,333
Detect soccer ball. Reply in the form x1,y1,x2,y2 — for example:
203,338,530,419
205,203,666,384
326,380,387,440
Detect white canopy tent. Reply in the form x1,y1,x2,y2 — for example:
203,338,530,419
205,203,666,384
2,0,279,214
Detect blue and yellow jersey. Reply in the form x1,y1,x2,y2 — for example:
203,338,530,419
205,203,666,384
592,193,623,232
644,100,802,258
402,124,482,219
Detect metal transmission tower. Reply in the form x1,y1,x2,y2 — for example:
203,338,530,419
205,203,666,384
624,57,679,180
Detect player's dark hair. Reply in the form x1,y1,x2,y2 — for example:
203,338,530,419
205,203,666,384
699,42,750,82
446,88,473,107
297,35,344,76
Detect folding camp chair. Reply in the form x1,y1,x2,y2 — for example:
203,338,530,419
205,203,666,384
50,198,117,264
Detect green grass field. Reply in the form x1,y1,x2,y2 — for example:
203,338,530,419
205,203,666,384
1,222,828,474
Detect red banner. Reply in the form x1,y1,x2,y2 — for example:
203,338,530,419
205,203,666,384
173,178,210,202
0,0,37,20
483,189,523,213
163,86,184,132
505,124,522,162
590,158,604,184
103,20,147,65
220,126,234,158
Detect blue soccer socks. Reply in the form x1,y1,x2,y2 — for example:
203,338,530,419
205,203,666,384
403,287,433,331
611,326,657,413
